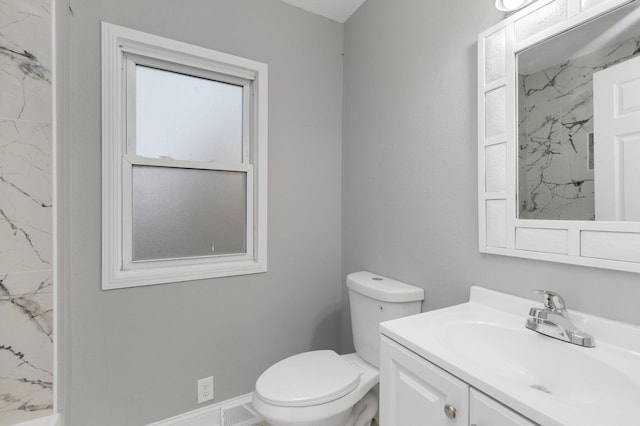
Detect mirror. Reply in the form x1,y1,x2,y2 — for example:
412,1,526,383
517,1,640,221
479,0,640,273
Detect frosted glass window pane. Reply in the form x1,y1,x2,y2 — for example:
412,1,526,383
132,166,246,261
136,66,243,163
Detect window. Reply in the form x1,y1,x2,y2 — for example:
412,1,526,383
102,23,267,289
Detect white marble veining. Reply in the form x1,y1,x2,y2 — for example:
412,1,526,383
0,120,52,273
0,272,53,425
0,0,51,123
0,0,52,424
518,35,640,220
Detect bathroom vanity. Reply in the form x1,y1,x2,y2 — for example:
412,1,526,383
380,335,534,425
378,287,640,426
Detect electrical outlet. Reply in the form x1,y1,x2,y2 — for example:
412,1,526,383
197,376,214,404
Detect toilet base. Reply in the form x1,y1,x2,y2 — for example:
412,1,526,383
347,390,377,426
255,390,377,426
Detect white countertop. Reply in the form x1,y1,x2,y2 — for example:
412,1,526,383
380,286,640,426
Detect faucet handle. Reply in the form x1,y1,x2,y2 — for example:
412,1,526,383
533,290,566,312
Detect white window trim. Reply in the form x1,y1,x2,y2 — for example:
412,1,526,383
101,22,268,290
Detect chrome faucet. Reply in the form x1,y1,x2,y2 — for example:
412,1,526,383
525,290,595,347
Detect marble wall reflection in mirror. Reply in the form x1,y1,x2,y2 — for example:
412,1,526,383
517,2,640,221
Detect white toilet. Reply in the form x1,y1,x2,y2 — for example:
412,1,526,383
252,271,424,426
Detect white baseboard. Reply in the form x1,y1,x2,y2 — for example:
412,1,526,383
147,393,254,426
14,414,60,426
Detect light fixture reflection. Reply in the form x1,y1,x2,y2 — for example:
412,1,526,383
495,0,535,12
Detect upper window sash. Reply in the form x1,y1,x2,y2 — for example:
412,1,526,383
124,54,253,167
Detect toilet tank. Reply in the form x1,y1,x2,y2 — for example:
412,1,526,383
347,271,424,367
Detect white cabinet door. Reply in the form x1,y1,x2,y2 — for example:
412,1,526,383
380,336,468,426
593,55,640,221
470,389,537,426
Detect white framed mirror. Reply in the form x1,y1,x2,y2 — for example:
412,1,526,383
478,0,640,273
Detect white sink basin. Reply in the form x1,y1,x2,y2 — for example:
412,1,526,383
380,287,640,426
441,320,640,408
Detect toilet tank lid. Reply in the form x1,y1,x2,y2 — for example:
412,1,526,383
346,271,424,303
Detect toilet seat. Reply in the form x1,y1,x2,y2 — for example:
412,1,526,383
255,350,360,407
253,353,380,426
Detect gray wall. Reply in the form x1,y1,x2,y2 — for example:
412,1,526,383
61,0,640,423
342,0,640,352
62,0,343,424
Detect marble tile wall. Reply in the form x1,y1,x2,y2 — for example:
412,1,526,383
0,0,53,424
518,34,640,220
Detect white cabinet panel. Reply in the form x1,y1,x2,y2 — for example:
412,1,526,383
581,231,640,263
581,0,608,11
484,28,507,84
380,336,539,426
486,200,507,248
380,336,468,426
513,0,568,42
485,143,507,193
470,389,537,426
485,86,507,138
515,227,568,254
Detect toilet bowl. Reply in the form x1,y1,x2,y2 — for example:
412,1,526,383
252,271,424,426
253,352,378,426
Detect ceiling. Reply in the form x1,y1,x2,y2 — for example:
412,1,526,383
279,0,368,23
